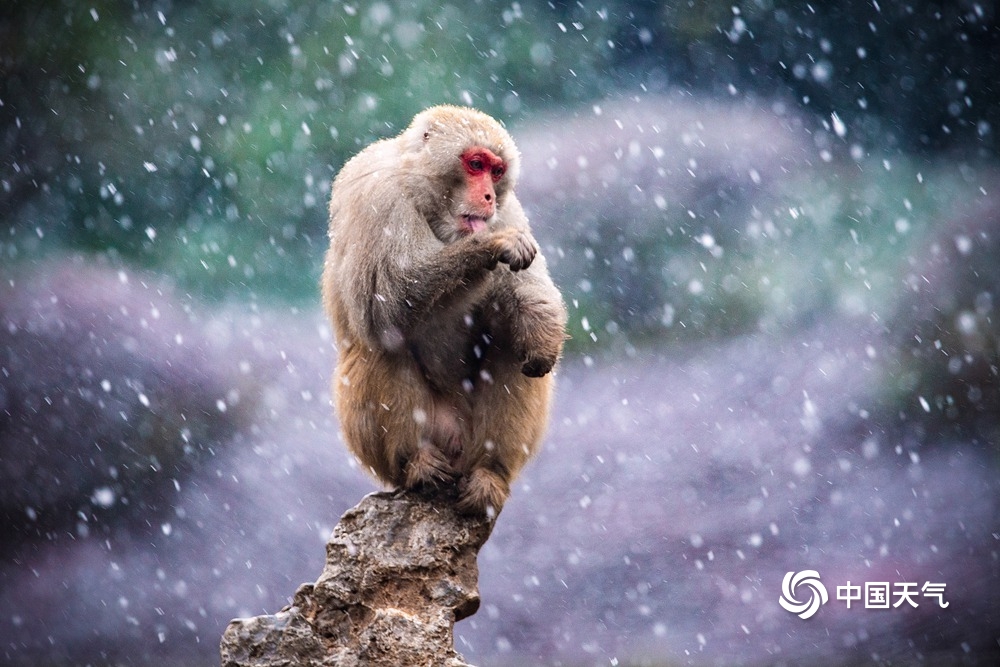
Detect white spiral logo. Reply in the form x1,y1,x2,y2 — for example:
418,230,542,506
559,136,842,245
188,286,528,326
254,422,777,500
779,570,828,619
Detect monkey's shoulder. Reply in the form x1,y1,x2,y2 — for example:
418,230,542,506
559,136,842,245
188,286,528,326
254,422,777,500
332,140,400,192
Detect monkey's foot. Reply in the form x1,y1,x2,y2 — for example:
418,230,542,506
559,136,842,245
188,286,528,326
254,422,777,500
521,353,556,378
404,444,457,489
457,468,510,517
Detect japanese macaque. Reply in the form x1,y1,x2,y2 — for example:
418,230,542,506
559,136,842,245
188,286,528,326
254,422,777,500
322,105,567,515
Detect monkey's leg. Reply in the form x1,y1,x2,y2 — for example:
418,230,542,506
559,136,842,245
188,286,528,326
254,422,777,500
336,348,454,489
511,297,567,377
490,268,567,379
370,365,462,489
403,441,456,488
458,466,511,518
458,371,553,515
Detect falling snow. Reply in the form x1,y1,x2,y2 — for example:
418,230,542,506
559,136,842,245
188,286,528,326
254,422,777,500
2,1,999,665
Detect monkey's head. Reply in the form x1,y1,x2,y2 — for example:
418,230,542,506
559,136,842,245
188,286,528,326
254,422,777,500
400,105,521,244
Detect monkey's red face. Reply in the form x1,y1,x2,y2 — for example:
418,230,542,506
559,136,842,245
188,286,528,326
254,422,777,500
457,147,506,235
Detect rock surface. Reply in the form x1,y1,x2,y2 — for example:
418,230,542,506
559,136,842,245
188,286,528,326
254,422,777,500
220,490,494,667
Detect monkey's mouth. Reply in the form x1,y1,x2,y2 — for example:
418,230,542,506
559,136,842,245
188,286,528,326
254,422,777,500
459,215,489,234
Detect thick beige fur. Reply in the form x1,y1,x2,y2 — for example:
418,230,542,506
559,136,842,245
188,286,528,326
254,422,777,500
322,105,566,514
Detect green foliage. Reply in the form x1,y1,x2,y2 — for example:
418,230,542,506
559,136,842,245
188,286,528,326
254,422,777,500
1,0,619,302
2,0,997,321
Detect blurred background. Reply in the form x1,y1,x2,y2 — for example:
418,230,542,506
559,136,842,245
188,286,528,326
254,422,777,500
1,0,998,665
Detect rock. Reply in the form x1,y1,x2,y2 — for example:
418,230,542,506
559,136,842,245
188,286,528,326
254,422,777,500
220,490,494,667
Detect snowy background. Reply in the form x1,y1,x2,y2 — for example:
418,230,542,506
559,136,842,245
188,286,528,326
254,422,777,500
2,1,998,665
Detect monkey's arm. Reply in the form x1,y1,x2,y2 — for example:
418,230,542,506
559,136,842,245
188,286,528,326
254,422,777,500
475,194,567,376
330,174,481,347
328,164,543,350
500,253,568,377
384,229,533,325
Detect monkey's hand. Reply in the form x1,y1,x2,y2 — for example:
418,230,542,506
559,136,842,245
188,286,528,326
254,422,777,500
486,228,537,272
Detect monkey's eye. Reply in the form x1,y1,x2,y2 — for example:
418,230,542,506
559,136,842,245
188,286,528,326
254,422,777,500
422,131,430,141
468,158,484,172
491,165,505,181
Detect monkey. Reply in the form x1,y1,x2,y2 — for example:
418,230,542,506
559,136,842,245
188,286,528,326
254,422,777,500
321,105,567,515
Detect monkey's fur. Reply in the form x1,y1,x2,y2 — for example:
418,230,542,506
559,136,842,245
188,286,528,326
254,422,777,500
322,105,567,514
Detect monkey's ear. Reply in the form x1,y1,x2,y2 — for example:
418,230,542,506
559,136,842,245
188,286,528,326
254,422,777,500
502,147,520,186
400,121,432,154
401,108,442,153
